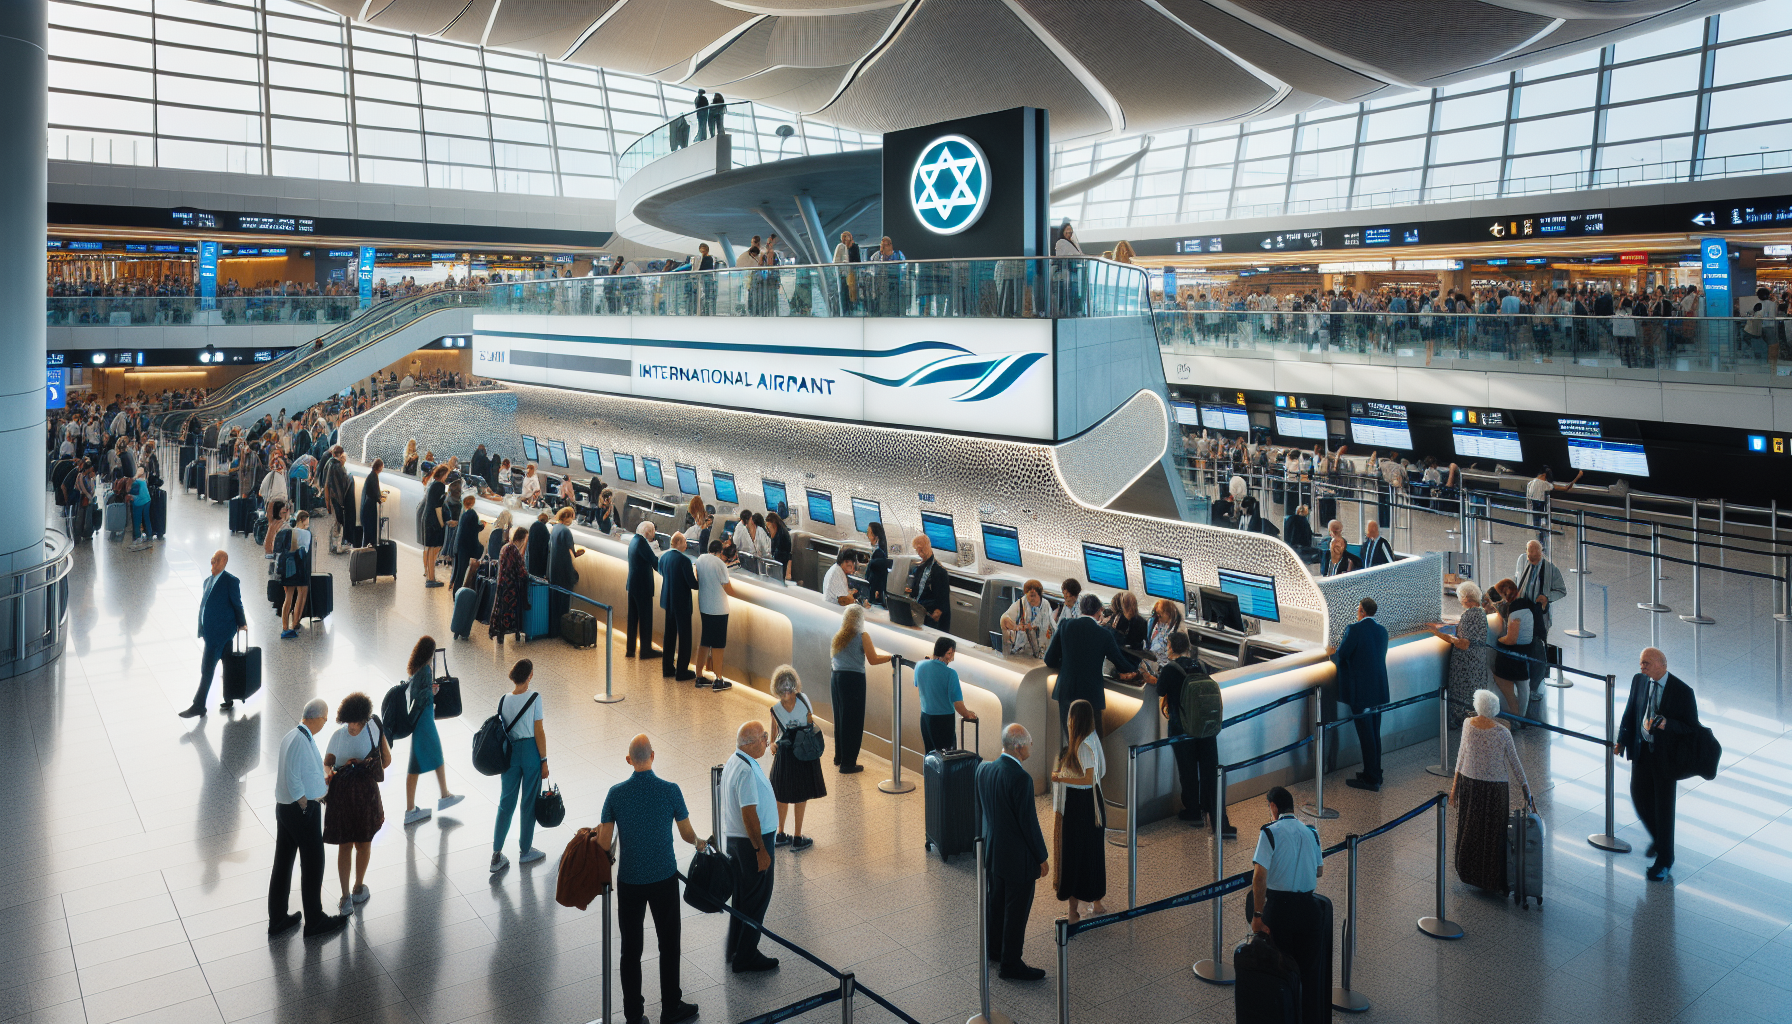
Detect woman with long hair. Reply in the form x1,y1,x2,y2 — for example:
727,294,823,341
358,458,385,549
829,604,893,773
401,438,419,476
322,692,391,910
862,519,890,605
1051,698,1107,923
278,511,312,639
402,635,462,824
765,512,793,579
490,527,530,643
422,464,449,588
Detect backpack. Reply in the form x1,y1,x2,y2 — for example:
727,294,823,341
555,826,613,910
472,692,538,776
777,695,826,761
380,681,415,741
1176,658,1225,739
273,527,304,580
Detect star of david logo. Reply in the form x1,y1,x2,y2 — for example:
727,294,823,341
910,134,990,235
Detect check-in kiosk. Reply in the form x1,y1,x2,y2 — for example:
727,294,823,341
710,470,739,517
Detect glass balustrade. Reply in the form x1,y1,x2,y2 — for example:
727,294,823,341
616,101,761,183
47,295,364,328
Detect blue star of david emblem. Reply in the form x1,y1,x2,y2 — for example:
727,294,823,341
910,134,989,235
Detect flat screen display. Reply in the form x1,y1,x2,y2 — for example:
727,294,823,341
806,488,836,525
1170,401,1201,427
1217,567,1281,623
851,497,881,534
1275,410,1327,439
642,458,663,489
675,463,699,496
545,439,569,469
614,453,636,482
1451,427,1523,461
520,436,539,463
981,522,1022,567
712,471,738,504
1568,438,1650,476
1348,401,1412,448
1557,417,1601,439
1082,542,1128,591
1138,552,1186,602
920,510,959,555
580,445,602,474
762,478,788,514
1201,404,1250,432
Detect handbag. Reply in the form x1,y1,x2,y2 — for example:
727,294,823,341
534,782,565,828
781,695,826,761
683,837,734,913
432,651,463,720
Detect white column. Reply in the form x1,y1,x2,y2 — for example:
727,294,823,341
0,0,46,570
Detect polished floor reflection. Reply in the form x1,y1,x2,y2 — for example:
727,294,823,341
5,488,1789,1024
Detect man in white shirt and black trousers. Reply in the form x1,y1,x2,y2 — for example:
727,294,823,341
721,721,780,972
1250,786,1326,1023
269,698,347,937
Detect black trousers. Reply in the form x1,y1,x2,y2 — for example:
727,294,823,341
625,588,654,655
985,870,1036,969
920,713,956,754
193,635,230,709
1351,707,1383,784
618,876,682,1020
1263,890,1328,1024
661,604,693,676
269,801,326,926
725,834,776,962
1631,745,1677,868
830,671,866,768
1171,731,1231,825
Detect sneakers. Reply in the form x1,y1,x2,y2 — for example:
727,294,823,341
403,806,432,825
694,676,712,689
490,852,510,873
351,885,371,904
438,794,464,811
280,629,297,640
774,832,792,847
425,580,444,588
790,836,814,851
518,847,546,865
711,679,733,691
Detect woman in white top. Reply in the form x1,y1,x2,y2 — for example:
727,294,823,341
322,692,392,910
1450,689,1531,893
259,455,288,508
768,666,827,851
999,578,1056,658
1053,223,1082,257
1056,578,1084,629
278,511,312,640
519,463,543,506
733,511,771,558
1051,698,1106,922
491,658,549,873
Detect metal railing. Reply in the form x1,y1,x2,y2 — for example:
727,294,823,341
524,575,618,704
48,294,365,328
1,529,74,680
616,100,875,184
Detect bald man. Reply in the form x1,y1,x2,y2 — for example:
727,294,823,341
722,721,780,971
906,534,950,627
600,735,701,1024
1615,647,1700,880
975,724,1049,980
182,549,247,718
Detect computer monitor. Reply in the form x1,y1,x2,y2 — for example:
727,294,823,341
806,488,836,525
762,478,788,515
643,458,663,490
920,510,958,555
1081,541,1128,591
675,463,700,496
579,445,602,474
1138,551,1186,602
851,497,881,535
1197,586,1245,632
545,439,569,469
520,435,539,463
1217,567,1281,623
712,470,738,505
614,453,637,482
980,522,1022,567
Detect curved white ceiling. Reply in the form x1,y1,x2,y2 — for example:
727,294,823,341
313,0,1748,140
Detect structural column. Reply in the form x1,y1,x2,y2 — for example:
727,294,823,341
0,0,47,572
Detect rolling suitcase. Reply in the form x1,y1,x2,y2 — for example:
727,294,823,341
348,542,378,585
104,501,128,539
474,576,496,623
1508,797,1545,908
1234,891,1333,1024
525,582,552,639
222,633,262,703
451,586,480,640
439,523,457,565
374,518,397,578
560,609,597,648
922,717,980,862
304,572,333,622
149,488,168,538
229,496,256,535
254,513,270,545
184,459,205,495
208,472,230,503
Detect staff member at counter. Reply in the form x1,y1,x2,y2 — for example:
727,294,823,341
863,522,891,605
907,535,950,627
625,523,660,659
1044,594,1140,741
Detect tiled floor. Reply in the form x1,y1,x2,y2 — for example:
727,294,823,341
6,485,1790,1024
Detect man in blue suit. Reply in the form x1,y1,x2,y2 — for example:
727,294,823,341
1331,597,1389,791
975,724,1050,980
657,532,699,682
182,549,247,718
625,522,660,659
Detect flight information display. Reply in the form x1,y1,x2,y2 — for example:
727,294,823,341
642,458,663,489
851,497,881,534
545,439,569,468
805,488,836,525
1557,417,1601,438
1275,410,1327,439
1568,438,1650,476
1451,427,1523,461
1138,552,1187,602
580,446,602,473
712,471,738,504
920,510,959,555
762,478,788,513
520,436,539,463
1170,401,1202,427
614,453,636,481
1217,567,1281,623
1348,401,1413,448
1201,404,1251,432
1082,542,1128,591
675,463,700,496
980,522,1022,567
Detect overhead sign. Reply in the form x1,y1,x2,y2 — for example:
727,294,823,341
881,107,1048,261
357,246,376,309
1701,237,1729,317
1620,252,1648,265
197,240,218,310
46,369,65,410
910,134,991,235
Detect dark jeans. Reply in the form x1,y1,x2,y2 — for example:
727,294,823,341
830,670,866,768
1352,708,1383,785
985,870,1036,970
193,635,230,709
725,834,776,962
269,800,326,926
1170,728,1231,826
1631,745,1677,868
626,588,654,655
920,713,956,753
619,876,682,1020
1263,889,1328,1024
661,604,693,676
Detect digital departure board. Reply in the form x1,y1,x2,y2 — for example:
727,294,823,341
1568,439,1649,476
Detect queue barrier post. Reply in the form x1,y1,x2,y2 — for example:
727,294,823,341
1568,509,1589,575
1481,494,1501,547
599,884,614,1023
839,971,856,1024
1777,553,1792,623
1588,673,1632,853
968,836,1012,1024
1417,794,1464,940
1718,499,1727,567
593,597,621,704
1772,498,1779,547
1193,763,1235,985
1425,683,1451,780
1332,833,1370,1013
1055,919,1071,1024
709,764,724,850
1638,524,1671,613
1680,525,1716,625
1300,691,1338,821
1564,511,1597,639
879,655,915,795
1126,745,1139,909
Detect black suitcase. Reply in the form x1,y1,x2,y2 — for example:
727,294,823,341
268,577,284,612
305,572,333,622
451,586,479,640
184,459,205,495
560,609,597,648
1235,891,1334,1024
222,634,262,703
923,717,980,862
209,472,232,503
474,576,496,623
374,517,398,577
229,496,256,535
149,488,167,538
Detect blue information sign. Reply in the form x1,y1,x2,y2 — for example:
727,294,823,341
358,246,377,308
1701,237,1729,316
198,240,219,310
46,369,65,410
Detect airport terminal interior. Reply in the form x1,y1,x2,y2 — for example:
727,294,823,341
11,1,1792,1022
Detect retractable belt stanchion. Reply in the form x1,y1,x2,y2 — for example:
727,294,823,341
1417,795,1463,939
1778,553,1792,623
592,884,614,1023
1055,919,1071,1024
838,971,856,1024
1564,512,1597,639
710,764,724,849
1482,494,1501,547
1568,509,1589,575
968,836,1011,1024
1680,525,1716,625
1301,691,1338,820
1332,833,1369,1013
1193,764,1235,984
1426,683,1451,779
1588,673,1632,853
1126,745,1139,907
880,655,915,794
594,598,620,703
1638,524,1671,613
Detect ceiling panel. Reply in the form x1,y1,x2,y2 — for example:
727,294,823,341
566,0,758,76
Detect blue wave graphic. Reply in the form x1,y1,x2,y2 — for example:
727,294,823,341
842,350,1047,403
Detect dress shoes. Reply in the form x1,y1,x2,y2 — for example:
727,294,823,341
1344,777,1380,792
732,955,779,973
267,911,301,936
662,1000,700,1024
178,705,205,719
304,913,349,938
1646,864,1672,882
675,670,697,682
998,963,1047,981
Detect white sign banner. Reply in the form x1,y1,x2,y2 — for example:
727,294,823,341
473,315,1055,439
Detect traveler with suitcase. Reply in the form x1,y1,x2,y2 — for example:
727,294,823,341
914,637,977,754
1247,786,1328,1023
1449,689,1535,898
422,464,450,588
546,507,578,622
401,635,464,825
975,723,1049,981
1051,698,1106,924
127,468,153,551
489,659,550,873
767,667,825,851
490,527,530,644
180,550,248,718
274,512,314,640
829,604,891,771
453,495,488,593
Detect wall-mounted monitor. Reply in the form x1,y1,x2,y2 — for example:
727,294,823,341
642,458,663,489
1217,567,1281,623
675,463,700,496
1138,551,1186,602
1082,542,1128,591
806,488,836,525
1451,427,1523,461
920,510,959,555
851,497,881,534
614,453,637,482
762,478,788,514
1347,400,1412,448
580,445,602,474
712,471,738,504
520,435,540,463
1567,438,1650,476
1200,404,1250,432
1275,409,1327,440
980,522,1022,567
545,439,569,469
1169,401,1201,427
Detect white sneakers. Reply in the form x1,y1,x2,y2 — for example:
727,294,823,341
438,794,464,811
491,849,542,873
403,806,432,825
518,848,545,865
490,853,509,873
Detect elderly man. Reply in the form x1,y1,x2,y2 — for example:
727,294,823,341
1514,538,1567,698
722,721,780,972
181,550,247,718
600,735,701,1024
1616,648,1701,881
270,699,346,937
658,531,700,681
906,534,950,627
1320,536,1360,578
975,724,1049,980
1360,519,1395,568
625,521,660,659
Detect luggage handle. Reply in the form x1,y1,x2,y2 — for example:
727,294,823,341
233,630,249,655
958,715,979,755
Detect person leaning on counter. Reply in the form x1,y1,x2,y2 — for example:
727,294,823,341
906,534,950,626
1044,593,1140,742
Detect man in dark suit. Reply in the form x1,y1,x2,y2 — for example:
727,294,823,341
975,724,1049,980
452,495,485,592
1616,646,1698,880
1044,593,1140,742
1283,504,1319,563
1359,520,1395,568
1319,536,1361,578
1331,597,1389,791
625,522,660,659
905,534,951,628
658,532,699,681
181,549,247,718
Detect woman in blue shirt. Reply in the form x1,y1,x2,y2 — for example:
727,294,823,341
128,468,152,550
913,636,977,753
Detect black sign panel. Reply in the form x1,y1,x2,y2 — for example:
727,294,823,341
881,107,1049,261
